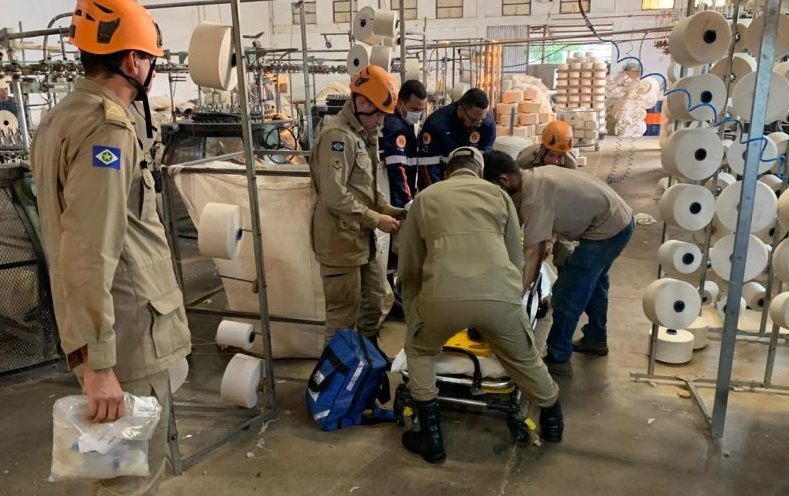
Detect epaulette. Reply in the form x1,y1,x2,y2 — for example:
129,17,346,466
102,99,132,129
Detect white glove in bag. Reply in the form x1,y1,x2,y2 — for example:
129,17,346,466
50,394,161,481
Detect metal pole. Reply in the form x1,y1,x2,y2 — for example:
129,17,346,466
146,0,270,9
350,0,357,44
230,0,277,415
299,1,314,149
18,23,26,64
710,0,781,439
468,39,473,89
764,282,784,387
11,77,30,151
435,50,440,100
422,19,428,83
399,0,406,82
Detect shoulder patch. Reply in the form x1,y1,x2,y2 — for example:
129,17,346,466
469,131,481,144
395,134,407,149
422,132,432,145
331,141,345,152
92,145,122,170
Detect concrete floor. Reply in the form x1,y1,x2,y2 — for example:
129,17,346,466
2,136,789,496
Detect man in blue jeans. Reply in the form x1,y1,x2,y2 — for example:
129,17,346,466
484,150,633,377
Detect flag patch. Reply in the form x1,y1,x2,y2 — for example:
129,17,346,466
331,141,345,152
92,146,121,170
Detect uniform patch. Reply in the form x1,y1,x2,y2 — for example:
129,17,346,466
105,103,125,119
395,134,407,149
92,145,121,170
331,141,345,152
422,132,432,145
469,131,481,144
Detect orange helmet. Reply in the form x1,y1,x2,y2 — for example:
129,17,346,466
69,0,164,56
350,65,397,114
542,120,573,153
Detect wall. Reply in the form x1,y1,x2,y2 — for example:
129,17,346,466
2,0,678,106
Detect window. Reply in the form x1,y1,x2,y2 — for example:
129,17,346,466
560,0,590,14
392,0,418,21
503,0,531,16
333,0,351,23
292,1,316,25
437,0,463,19
695,0,726,6
642,0,675,8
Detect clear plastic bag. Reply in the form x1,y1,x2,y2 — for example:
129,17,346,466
50,393,161,481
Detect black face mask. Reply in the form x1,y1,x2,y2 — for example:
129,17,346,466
108,56,157,139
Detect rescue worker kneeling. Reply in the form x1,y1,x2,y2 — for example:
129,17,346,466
516,120,578,170
397,147,563,464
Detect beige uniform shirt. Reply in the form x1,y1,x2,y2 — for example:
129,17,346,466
310,101,405,267
515,144,577,170
518,167,633,244
398,168,523,308
31,79,190,382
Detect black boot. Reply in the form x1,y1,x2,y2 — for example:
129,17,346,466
507,412,533,445
540,400,564,443
402,399,446,464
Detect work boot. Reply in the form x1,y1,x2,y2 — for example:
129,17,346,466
507,412,533,445
572,336,609,356
543,355,573,377
402,399,446,464
540,400,564,443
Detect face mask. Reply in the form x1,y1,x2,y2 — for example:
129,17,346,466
405,111,422,125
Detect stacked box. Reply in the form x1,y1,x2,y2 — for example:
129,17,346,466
555,51,608,134
496,75,556,140
497,97,550,139
557,108,600,147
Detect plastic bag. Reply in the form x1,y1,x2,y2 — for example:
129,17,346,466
50,393,161,481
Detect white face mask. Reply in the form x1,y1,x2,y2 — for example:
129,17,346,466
405,111,423,125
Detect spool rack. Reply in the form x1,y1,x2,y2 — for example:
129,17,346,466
631,0,789,439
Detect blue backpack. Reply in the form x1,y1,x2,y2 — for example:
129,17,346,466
305,329,394,431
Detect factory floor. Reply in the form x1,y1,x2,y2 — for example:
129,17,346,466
2,136,789,496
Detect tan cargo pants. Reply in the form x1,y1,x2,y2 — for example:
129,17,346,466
93,370,171,496
320,256,386,338
405,299,559,408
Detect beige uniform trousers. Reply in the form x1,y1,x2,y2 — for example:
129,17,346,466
405,299,559,408
320,255,386,339
92,370,171,496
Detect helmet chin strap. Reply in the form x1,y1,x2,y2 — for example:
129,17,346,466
109,60,157,139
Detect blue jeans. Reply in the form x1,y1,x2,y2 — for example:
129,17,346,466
546,220,634,362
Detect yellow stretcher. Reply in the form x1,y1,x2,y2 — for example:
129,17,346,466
393,269,551,425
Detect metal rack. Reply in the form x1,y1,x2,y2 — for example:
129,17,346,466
0,0,301,473
631,0,789,439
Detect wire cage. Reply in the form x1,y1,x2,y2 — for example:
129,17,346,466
0,165,59,375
